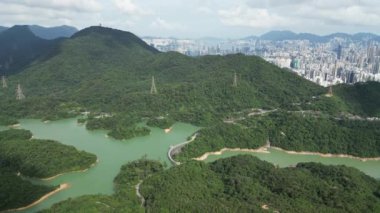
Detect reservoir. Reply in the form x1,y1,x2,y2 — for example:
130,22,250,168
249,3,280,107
9,118,380,212
17,118,199,212
203,148,380,179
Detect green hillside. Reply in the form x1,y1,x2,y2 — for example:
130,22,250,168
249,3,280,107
0,167,55,211
0,129,97,178
176,111,380,160
0,26,325,127
2,26,379,140
300,82,380,117
334,82,380,117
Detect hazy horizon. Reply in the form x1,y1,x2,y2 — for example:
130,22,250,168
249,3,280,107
3,24,380,40
1,0,380,38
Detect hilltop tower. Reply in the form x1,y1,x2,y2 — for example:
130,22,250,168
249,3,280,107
16,83,25,100
232,72,238,87
2,76,7,88
327,86,333,97
150,76,157,94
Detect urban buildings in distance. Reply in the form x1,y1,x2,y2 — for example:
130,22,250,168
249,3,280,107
143,31,380,87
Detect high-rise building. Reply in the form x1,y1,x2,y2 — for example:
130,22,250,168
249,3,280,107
336,44,342,60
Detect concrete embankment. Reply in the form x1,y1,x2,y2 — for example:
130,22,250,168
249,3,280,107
168,134,198,165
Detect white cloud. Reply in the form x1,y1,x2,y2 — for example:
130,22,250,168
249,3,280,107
114,0,152,16
150,18,186,31
1,0,380,37
217,0,380,33
1,0,102,12
296,5,380,27
0,1,101,28
197,7,213,15
218,7,288,28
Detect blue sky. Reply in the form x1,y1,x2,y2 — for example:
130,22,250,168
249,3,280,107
1,0,380,38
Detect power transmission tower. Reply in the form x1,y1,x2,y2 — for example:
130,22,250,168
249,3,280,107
16,83,25,100
2,76,7,88
232,72,238,87
150,76,157,94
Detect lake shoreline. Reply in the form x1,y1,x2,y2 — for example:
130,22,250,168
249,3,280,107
42,158,99,181
270,147,380,162
164,127,173,133
4,183,70,212
193,146,270,161
194,146,380,162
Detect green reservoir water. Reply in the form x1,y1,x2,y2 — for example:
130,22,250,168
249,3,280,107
17,118,199,213
204,149,380,179
7,118,380,212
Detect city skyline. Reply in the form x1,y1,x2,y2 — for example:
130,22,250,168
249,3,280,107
1,0,380,38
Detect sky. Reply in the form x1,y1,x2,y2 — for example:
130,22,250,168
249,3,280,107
1,0,380,38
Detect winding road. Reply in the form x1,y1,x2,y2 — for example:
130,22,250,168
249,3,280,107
167,133,198,165
135,180,145,207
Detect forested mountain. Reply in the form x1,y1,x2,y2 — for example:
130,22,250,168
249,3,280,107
258,30,380,42
0,26,325,124
28,25,78,40
0,25,378,141
0,25,61,75
1,26,378,136
295,82,380,117
0,26,379,212
334,82,380,117
0,26,8,33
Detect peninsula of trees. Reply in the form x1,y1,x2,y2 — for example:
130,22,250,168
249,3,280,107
0,129,97,211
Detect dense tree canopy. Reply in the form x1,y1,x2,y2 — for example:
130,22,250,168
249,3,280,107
177,111,380,160
141,156,380,212
0,129,96,211
176,123,267,161
0,129,97,178
267,112,380,157
41,156,380,212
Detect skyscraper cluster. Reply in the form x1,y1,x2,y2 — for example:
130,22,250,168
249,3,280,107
144,36,380,86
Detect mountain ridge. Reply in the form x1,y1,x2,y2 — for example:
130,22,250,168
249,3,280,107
0,25,62,75
0,26,378,126
72,26,159,53
143,30,380,42
28,25,77,40
0,26,325,124
0,26,8,33
257,30,380,42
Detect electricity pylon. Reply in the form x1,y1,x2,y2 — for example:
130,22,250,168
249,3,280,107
16,83,25,100
2,76,7,88
232,72,238,87
150,76,157,94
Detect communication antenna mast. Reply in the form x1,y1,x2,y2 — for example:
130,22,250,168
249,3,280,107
232,72,238,87
16,83,25,100
2,76,7,88
150,76,157,94
327,86,333,97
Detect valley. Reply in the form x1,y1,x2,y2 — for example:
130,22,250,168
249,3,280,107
0,26,379,212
